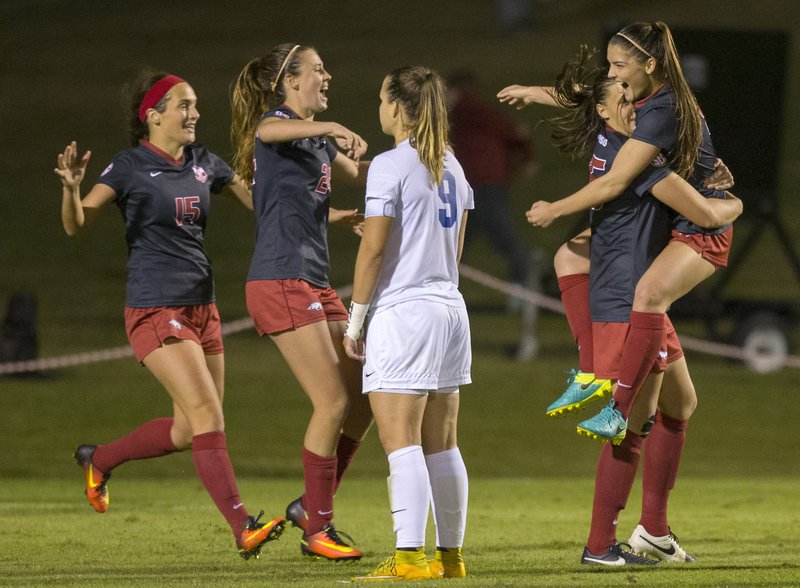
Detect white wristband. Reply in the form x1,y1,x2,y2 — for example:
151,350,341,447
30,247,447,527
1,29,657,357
345,301,369,340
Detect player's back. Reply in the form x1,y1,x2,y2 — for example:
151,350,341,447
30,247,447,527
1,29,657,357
365,139,474,310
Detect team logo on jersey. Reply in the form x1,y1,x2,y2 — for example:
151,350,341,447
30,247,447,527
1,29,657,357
589,155,607,176
307,302,323,311
169,319,183,330
651,153,668,168
273,110,291,119
101,163,114,176
598,133,608,147
192,165,208,184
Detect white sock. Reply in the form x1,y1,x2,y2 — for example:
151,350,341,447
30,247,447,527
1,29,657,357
387,445,431,548
425,447,468,548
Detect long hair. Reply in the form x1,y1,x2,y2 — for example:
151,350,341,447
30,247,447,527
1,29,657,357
230,43,308,185
545,45,620,160
610,21,702,178
124,70,172,147
385,65,449,185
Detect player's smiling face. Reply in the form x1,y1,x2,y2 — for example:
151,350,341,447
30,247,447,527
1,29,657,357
154,83,199,145
286,50,331,119
606,43,653,103
599,82,635,136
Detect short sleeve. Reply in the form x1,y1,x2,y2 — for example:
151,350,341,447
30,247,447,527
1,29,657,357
95,153,133,196
631,105,678,150
364,155,401,218
325,139,338,161
630,161,672,197
205,150,235,194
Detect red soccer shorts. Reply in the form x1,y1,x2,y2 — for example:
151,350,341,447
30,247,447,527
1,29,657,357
124,303,223,363
670,225,733,269
246,279,348,336
592,315,683,380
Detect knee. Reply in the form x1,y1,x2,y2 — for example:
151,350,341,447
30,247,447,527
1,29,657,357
633,280,667,311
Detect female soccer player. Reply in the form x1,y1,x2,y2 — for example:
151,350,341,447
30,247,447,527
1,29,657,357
518,23,738,443
230,43,372,562
56,72,285,559
344,66,473,581
499,45,741,564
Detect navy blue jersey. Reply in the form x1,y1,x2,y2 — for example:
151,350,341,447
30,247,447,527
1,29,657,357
589,129,673,322
247,106,339,287
97,141,233,307
632,84,728,235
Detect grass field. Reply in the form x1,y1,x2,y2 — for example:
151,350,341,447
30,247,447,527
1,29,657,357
2,327,799,586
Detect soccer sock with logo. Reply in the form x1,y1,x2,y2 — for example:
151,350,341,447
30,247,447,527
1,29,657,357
613,311,666,418
92,417,178,474
586,432,644,554
388,445,431,549
302,447,337,534
640,412,688,536
334,434,361,493
558,274,593,372
191,431,250,536
425,447,468,549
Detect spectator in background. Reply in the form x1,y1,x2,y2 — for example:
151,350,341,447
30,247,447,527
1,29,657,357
447,69,537,306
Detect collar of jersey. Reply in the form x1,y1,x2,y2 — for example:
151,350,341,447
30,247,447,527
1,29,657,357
634,82,670,109
139,139,186,166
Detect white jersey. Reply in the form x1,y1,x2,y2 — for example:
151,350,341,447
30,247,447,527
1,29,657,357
364,139,474,311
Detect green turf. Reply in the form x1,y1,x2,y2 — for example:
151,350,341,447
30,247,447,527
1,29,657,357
3,329,800,585
2,477,799,586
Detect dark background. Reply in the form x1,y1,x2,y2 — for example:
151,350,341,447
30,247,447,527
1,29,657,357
2,0,799,356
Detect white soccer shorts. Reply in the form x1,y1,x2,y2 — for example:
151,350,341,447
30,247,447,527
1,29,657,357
362,301,472,394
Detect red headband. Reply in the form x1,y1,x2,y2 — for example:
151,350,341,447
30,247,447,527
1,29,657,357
137,75,186,123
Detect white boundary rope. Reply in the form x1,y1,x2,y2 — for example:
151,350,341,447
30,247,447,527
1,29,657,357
1,268,797,375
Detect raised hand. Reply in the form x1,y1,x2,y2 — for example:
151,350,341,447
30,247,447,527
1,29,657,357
54,141,91,189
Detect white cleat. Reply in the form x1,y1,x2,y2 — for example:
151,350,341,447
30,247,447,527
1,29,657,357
628,524,696,563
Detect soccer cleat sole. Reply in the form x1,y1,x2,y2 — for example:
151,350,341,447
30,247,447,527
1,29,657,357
300,546,363,562
546,386,612,417
576,426,625,445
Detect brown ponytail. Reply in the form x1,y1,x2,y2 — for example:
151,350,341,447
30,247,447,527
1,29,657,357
544,45,619,160
230,43,308,185
385,66,449,184
610,22,702,178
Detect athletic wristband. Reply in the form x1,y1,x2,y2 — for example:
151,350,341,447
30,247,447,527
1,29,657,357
345,301,369,340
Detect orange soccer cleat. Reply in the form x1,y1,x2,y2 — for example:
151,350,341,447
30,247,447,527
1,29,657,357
74,444,111,513
238,511,286,560
301,524,363,561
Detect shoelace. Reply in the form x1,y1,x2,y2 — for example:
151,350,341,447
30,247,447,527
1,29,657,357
667,529,686,552
322,524,357,547
612,542,655,563
564,368,580,384
244,510,266,531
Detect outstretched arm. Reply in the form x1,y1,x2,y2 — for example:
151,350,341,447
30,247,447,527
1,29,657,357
497,85,558,109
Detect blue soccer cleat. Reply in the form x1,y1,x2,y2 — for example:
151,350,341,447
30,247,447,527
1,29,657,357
576,400,627,445
546,369,612,417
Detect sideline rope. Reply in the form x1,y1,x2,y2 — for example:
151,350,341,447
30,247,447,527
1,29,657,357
1,268,797,375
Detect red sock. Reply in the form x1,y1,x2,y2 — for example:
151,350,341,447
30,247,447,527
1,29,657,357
92,417,177,474
640,412,688,536
192,431,249,537
302,447,337,534
586,432,644,554
614,311,666,418
558,274,593,372
334,434,361,493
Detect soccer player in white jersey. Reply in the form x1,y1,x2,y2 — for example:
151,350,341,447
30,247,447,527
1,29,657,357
343,66,474,581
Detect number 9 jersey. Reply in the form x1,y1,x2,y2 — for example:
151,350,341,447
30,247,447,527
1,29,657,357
364,139,474,311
